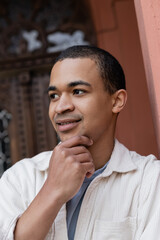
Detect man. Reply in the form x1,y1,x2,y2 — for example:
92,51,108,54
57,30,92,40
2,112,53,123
0,45,160,240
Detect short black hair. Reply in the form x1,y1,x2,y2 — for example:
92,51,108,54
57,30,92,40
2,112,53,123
53,45,126,94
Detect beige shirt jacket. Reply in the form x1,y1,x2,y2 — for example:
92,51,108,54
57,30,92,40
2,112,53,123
0,140,160,240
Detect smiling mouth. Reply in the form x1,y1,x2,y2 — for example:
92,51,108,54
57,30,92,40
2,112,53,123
56,119,81,132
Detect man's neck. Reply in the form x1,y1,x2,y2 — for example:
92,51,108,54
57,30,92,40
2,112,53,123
88,136,115,170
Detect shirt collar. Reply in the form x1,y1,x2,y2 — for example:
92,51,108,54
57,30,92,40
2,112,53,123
101,139,137,177
34,151,52,171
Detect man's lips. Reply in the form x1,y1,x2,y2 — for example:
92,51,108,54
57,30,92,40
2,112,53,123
56,118,81,125
55,118,82,132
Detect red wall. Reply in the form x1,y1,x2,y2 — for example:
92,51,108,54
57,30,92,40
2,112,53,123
88,0,158,157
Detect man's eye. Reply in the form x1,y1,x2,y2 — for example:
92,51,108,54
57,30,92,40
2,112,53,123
49,93,59,99
73,89,86,95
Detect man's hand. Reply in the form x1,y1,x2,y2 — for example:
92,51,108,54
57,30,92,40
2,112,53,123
45,135,95,204
14,135,94,240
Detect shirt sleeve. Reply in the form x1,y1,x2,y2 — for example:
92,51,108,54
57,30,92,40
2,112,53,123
137,160,160,240
0,168,25,240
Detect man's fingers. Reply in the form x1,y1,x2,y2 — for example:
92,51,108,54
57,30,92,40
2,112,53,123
74,152,93,163
81,162,95,177
68,146,89,155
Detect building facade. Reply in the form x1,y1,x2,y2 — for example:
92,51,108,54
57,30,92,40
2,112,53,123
0,0,159,175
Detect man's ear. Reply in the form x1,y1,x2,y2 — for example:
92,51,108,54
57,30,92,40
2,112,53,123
112,89,127,114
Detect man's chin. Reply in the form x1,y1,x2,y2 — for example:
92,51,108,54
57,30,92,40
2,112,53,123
58,133,78,142
57,131,88,143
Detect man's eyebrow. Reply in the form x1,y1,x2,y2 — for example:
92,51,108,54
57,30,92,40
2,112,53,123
47,86,57,93
47,80,91,93
68,80,91,88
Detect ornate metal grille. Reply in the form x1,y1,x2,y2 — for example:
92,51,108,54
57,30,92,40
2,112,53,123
0,110,12,176
0,0,95,66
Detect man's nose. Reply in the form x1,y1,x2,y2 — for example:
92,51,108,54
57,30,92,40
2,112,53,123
55,94,75,114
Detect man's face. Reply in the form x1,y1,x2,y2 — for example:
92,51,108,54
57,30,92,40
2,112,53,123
48,58,115,143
